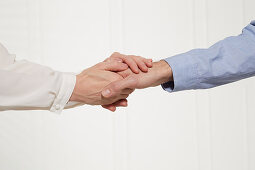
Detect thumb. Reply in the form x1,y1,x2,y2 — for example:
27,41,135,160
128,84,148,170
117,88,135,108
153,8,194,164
102,76,137,98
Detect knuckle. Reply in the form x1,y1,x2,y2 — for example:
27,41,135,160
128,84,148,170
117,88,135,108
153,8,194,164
129,55,135,57
133,55,140,59
111,52,121,58
123,57,130,62
110,60,118,66
123,94,129,99
138,60,144,65
108,61,119,69
104,57,111,62
96,62,104,68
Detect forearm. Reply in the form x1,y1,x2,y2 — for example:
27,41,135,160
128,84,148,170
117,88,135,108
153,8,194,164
148,60,173,87
162,21,255,92
0,59,76,112
115,60,173,89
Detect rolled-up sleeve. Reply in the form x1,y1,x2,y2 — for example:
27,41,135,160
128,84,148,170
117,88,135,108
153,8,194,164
0,43,79,113
162,21,255,92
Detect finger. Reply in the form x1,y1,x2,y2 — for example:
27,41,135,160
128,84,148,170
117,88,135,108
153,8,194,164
102,76,137,98
104,57,110,62
102,105,116,112
106,99,128,107
104,57,123,63
121,88,135,94
117,68,133,78
102,99,128,111
110,52,141,74
110,52,123,59
115,99,128,106
122,57,139,74
133,57,148,72
144,58,153,67
119,94,129,99
102,61,128,72
109,94,129,101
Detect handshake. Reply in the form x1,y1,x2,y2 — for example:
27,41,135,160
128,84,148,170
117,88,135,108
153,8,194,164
69,52,173,111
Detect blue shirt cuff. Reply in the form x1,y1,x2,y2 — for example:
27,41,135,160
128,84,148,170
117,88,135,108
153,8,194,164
251,20,255,26
161,52,199,92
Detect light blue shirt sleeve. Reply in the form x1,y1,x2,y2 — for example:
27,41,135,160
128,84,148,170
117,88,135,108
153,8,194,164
162,21,255,92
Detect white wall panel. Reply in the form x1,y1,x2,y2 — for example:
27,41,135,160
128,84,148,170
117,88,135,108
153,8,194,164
0,0,114,170
0,0,254,170
243,1,255,170
122,0,199,170
206,0,248,170
193,0,212,169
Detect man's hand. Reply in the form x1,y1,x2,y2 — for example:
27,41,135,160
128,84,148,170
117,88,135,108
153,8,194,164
69,61,133,106
101,60,173,111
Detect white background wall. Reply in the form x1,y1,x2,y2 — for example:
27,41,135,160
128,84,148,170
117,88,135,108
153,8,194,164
0,0,254,170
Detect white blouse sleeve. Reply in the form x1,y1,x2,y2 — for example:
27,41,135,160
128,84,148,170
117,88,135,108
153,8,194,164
0,43,78,113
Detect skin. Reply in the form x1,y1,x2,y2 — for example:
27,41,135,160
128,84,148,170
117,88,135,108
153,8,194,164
118,60,173,88
102,60,173,111
69,61,131,105
106,52,153,73
69,53,152,107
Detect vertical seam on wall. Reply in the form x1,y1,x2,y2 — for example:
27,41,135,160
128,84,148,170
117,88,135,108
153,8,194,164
26,0,31,59
194,0,213,169
107,1,117,169
38,0,44,65
121,0,130,169
205,0,213,169
242,0,250,169
109,0,128,169
192,0,201,169
121,0,125,51
120,1,128,169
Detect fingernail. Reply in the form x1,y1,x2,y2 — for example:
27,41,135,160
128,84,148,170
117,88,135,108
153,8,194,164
102,89,111,97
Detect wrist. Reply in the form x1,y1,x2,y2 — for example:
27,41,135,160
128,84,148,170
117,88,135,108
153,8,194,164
160,60,173,82
69,75,81,102
152,60,173,86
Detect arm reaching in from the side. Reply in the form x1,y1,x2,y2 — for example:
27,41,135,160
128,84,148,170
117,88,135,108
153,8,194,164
102,21,255,111
0,42,135,112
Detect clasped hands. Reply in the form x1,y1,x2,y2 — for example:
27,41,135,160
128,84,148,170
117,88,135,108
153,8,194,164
69,52,173,111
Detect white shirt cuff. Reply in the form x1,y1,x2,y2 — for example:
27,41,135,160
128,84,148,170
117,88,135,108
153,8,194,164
50,72,77,113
